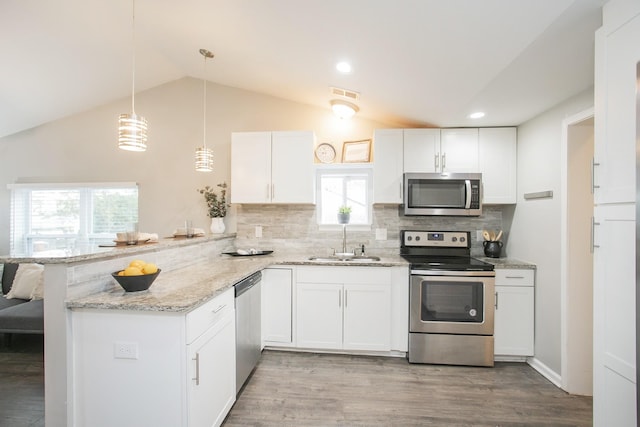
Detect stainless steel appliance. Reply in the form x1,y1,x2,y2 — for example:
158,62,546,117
401,230,495,367
234,271,262,394
403,172,482,216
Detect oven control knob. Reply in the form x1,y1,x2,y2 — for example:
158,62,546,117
407,236,412,241
415,236,420,241
452,237,457,242
460,237,466,242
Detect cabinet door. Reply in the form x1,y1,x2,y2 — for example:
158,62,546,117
271,131,315,204
296,283,343,349
188,310,236,427
479,128,517,204
440,128,479,173
594,12,640,204
230,132,272,203
262,268,293,345
403,128,440,173
494,285,534,356
593,203,635,426
373,129,404,203
343,283,391,351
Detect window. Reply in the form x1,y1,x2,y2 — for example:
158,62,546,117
8,182,138,255
316,166,372,227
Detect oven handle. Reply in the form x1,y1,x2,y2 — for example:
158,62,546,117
411,269,495,277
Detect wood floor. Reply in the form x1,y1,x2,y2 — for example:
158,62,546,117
224,350,593,427
0,334,44,427
0,338,592,427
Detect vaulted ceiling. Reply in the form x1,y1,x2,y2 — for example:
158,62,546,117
0,0,604,138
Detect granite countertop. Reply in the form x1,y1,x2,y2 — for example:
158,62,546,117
478,257,536,269
66,253,409,313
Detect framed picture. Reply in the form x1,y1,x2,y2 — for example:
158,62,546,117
342,139,372,163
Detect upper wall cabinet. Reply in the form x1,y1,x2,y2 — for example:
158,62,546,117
479,128,517,204
403,129,441,173
593,7,640,204
439,128,479,173
373,129,404,203
231,131,316,204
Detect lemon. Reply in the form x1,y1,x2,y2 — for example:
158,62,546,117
123,266,143,276
129,259,146,269
142,263,158,275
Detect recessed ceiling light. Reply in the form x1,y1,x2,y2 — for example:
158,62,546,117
336,62,351,73
469,112,485,119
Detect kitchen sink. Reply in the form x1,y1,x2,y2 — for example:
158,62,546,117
308,256,381,262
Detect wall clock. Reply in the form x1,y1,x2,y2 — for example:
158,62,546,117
315,143,336,163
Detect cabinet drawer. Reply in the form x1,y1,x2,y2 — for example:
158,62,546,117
186,288,234,344
495,269,534,286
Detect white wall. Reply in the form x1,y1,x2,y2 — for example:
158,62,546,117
0,77,391,255
508,88,594,376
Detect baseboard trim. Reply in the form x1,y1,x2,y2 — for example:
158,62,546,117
527,356,562,387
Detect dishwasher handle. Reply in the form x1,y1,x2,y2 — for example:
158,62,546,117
234,271,262,297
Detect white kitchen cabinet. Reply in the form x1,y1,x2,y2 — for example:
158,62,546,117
262,267,293,346
479,127,517,204
593,203,636,426
493,269,534,357
72,288,236,427
295,266,396,352
594,7,640,205
231,130,315,204
403,128,441,173
373,129,404,203
440,128,479,173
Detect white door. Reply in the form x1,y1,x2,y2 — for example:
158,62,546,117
343,283,391,351
494,285,534,356
373,129,404,203
403,128,440,173
230,132,272,203
479,127,517,204
188,312,236,427
271,131,315,204
262,268,293,345
296,283,343,349
440,128,479,173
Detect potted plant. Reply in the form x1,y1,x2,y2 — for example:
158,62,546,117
337,205,351,224
197,183,228,233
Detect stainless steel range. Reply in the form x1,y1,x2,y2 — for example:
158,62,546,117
401,230,495,367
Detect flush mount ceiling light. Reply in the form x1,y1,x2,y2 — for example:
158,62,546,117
118,0,148,152
195,48,214,172
469,111,485,119
330,99,359,119
336,61,351,73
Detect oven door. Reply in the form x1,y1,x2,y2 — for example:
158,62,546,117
409,271,494,335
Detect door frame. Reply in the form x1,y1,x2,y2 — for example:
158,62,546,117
560,106,594,395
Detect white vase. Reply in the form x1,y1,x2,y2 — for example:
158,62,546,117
210,217,225,234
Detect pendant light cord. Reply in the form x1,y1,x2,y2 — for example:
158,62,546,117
131,0,137,114
203,54,207,149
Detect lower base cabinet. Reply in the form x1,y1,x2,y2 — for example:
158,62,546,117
71,288,236,427
262,267,293,346
494,269,535,357
296,266,394,352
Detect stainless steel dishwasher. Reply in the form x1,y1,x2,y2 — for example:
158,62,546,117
234,271,262,394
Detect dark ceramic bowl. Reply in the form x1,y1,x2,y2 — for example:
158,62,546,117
112,269,161,292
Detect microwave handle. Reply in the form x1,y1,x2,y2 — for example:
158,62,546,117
464,179,472,209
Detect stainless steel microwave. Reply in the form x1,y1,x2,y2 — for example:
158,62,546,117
403,173,482,216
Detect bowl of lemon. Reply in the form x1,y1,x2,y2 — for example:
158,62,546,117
112,260,160,292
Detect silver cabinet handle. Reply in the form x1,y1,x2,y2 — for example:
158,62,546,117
192,353,200,385
212,304,226,314
591,158,600,194
399,182,403,200
434,153,439,170
495,292,498,310
591,216,600,253
442,152,446,170
344,290,348,308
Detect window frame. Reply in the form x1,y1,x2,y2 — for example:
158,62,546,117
315,164,373,231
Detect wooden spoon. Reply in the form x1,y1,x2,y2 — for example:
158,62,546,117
482,230,491,241
495,230,503,241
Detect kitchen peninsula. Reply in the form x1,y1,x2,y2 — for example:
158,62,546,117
0,235,407,426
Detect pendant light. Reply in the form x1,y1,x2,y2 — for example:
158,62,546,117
195,48,214,172
118,0,148,152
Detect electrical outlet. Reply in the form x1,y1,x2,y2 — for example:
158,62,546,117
114,342,139,360
375,228,387,240
476,230,484,242
255,225,263,238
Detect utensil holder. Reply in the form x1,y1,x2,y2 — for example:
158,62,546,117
483,241,503,258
